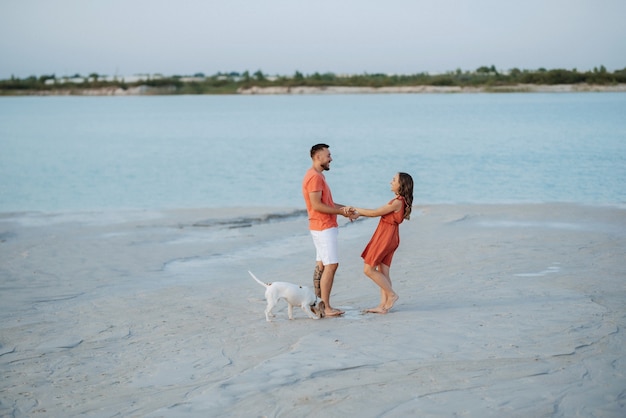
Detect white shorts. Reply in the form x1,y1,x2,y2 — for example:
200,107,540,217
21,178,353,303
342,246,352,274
310,227,339,265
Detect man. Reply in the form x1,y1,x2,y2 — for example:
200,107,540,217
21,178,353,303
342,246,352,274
302,144,356,317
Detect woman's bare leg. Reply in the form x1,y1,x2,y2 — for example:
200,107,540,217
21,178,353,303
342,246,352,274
363,263,397,313
379,264,398,311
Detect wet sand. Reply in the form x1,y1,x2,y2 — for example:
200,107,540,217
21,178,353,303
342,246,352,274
1,204,624,417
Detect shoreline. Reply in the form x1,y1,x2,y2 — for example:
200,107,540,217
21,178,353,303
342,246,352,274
2,83,626,96
1,203,625,416
1,200,624,217
238,83,626,95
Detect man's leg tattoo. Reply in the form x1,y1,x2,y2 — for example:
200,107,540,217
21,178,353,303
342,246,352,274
313,265,323,298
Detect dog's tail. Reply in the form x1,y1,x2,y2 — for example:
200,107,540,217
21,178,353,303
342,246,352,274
249,270,270,288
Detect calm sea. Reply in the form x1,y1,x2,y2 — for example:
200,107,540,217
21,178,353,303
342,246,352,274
1,93,625,213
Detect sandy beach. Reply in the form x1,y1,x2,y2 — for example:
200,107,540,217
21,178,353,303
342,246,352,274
1,204,625,417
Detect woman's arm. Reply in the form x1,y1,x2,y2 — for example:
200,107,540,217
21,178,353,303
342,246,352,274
355,198,402,218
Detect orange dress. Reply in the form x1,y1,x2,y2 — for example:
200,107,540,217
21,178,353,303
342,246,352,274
361,196,405,267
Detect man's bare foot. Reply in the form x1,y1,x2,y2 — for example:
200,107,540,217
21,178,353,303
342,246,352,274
325,307,345,317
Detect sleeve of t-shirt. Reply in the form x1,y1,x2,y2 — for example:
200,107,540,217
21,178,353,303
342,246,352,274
305,173,324,194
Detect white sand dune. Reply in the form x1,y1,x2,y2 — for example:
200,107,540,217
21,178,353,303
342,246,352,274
1,204,624,417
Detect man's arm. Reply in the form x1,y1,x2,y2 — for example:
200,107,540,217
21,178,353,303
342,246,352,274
309,191,346,215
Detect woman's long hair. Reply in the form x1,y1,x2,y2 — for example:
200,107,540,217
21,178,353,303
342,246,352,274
398,172,414,220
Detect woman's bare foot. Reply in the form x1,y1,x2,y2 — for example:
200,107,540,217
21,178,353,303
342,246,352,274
383,293,399,312
363,305,388,314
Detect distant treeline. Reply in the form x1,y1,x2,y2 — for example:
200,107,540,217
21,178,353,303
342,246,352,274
2,65,625,95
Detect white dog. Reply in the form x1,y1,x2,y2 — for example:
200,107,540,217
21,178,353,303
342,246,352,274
249,271,325,321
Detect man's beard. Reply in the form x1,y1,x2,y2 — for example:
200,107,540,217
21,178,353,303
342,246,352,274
322,163,330,171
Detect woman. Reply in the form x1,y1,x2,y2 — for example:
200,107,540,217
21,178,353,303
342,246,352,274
353,172,414,314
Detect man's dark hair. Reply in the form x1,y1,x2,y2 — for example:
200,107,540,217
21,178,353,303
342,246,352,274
310,143,330,158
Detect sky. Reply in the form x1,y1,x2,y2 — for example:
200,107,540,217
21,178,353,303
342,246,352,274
1,0,625,79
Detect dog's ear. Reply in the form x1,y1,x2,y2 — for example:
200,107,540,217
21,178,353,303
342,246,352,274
317,301,326,318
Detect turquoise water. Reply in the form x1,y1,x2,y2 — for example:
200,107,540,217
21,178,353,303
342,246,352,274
1,93,625,212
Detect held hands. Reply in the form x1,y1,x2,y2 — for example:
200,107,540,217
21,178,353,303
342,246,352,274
341,206,360,221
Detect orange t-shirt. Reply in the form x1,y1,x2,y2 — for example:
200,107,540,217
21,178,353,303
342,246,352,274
302,168,338,231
